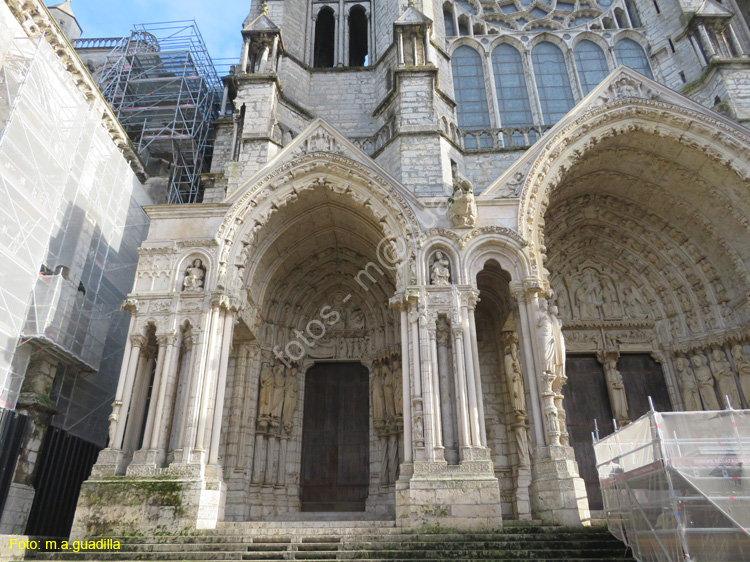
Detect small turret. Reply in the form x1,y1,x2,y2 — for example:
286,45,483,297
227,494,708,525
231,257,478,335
48,0,82,42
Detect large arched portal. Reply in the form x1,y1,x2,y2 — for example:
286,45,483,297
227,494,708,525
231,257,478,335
539,115,750,510
222,183,406,520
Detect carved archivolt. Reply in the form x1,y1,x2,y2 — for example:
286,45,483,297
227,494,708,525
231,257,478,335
518,97,750,277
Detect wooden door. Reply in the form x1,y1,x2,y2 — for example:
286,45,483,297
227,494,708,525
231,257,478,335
618,354,672,419
300,362,369,511
563,354,614,511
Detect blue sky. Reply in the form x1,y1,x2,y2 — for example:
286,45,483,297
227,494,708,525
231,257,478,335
50,0,250,68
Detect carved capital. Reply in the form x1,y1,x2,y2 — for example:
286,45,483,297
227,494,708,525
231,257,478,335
596,350,620,364
130,334,147,348
156,333,178,347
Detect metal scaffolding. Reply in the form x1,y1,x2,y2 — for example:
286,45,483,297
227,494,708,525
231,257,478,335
97,21,222,203
594,407,750,562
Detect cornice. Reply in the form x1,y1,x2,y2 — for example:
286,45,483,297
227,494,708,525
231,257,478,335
6,0,148,183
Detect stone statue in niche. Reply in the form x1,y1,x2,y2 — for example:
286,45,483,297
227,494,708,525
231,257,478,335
449,162,477,228
574,269,603,319
675,356,702,411
182,258,206,291
392,357,403,418
257,363,275,429
282,365,299,434
692,353,720,410
732,345,750,408
710,348,741,409
371,361,386,432
269,363,286,427
603,358,629,425
430,251,451,286
622,285,650,319
504,341,526,415
382,359,396,423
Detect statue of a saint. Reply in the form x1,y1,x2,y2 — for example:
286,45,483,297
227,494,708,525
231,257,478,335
257,363,275,428
504,342,526,415
382,360,396,423
537,298,556,375
392,359,403,417
732,345,750,409
675,357,702,411
622,285,650,319
183,258,205,291
430,251,451,286
371,362,386,431
604,358,629,424
710,348,741,408
449,163,477,228
270,364,286,425
282,366,299,434
692,353,720,410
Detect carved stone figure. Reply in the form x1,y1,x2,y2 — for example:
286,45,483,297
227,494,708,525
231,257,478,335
732,345,750,408
430,251,451,286
371,362,386,431
603,358,629,424
282,366,299,434
349,308,365,330
382,360,396,423
504,342,526,415
692,353,720,410
269,364,286,426
550,304,566,383
601,277,621,318
257,363,275,428
710,348,741,409
622,285,650,319
675,357,702,411
537,298,556,374
183,258,205,291
449,163,477,228
392,359,403,417
575,269,602,319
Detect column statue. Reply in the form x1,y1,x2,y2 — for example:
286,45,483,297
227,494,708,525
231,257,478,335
692,353,720,410
371,361,386,432
710,348,741,408
732,345,750,408
269,363,286,427
282,365,299,434
257,363,275,429
675,356,702,411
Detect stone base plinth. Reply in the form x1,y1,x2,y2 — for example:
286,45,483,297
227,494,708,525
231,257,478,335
0,484,35,534
395,457,503,531
531,445,590,526
70,470,225,540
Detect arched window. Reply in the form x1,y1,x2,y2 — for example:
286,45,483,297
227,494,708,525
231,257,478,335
574,40,610,95
625,0,642,27
349,6,368,66
531,41,575,125
491,44,534,127
614,38,653,78
444,3,455,36
314,7,336,68
451,46,492,149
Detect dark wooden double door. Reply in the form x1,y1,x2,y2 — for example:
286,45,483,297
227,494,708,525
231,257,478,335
564,354,672,510
300,362,369,511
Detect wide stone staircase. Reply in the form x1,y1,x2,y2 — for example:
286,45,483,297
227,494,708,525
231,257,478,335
26,521,636,562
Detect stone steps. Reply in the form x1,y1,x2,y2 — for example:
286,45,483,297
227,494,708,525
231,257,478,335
25,523,634,562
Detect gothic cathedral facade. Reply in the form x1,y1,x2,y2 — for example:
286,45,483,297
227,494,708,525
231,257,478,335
73,0,750,535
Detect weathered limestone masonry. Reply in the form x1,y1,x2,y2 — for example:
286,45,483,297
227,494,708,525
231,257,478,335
70,0,750,539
